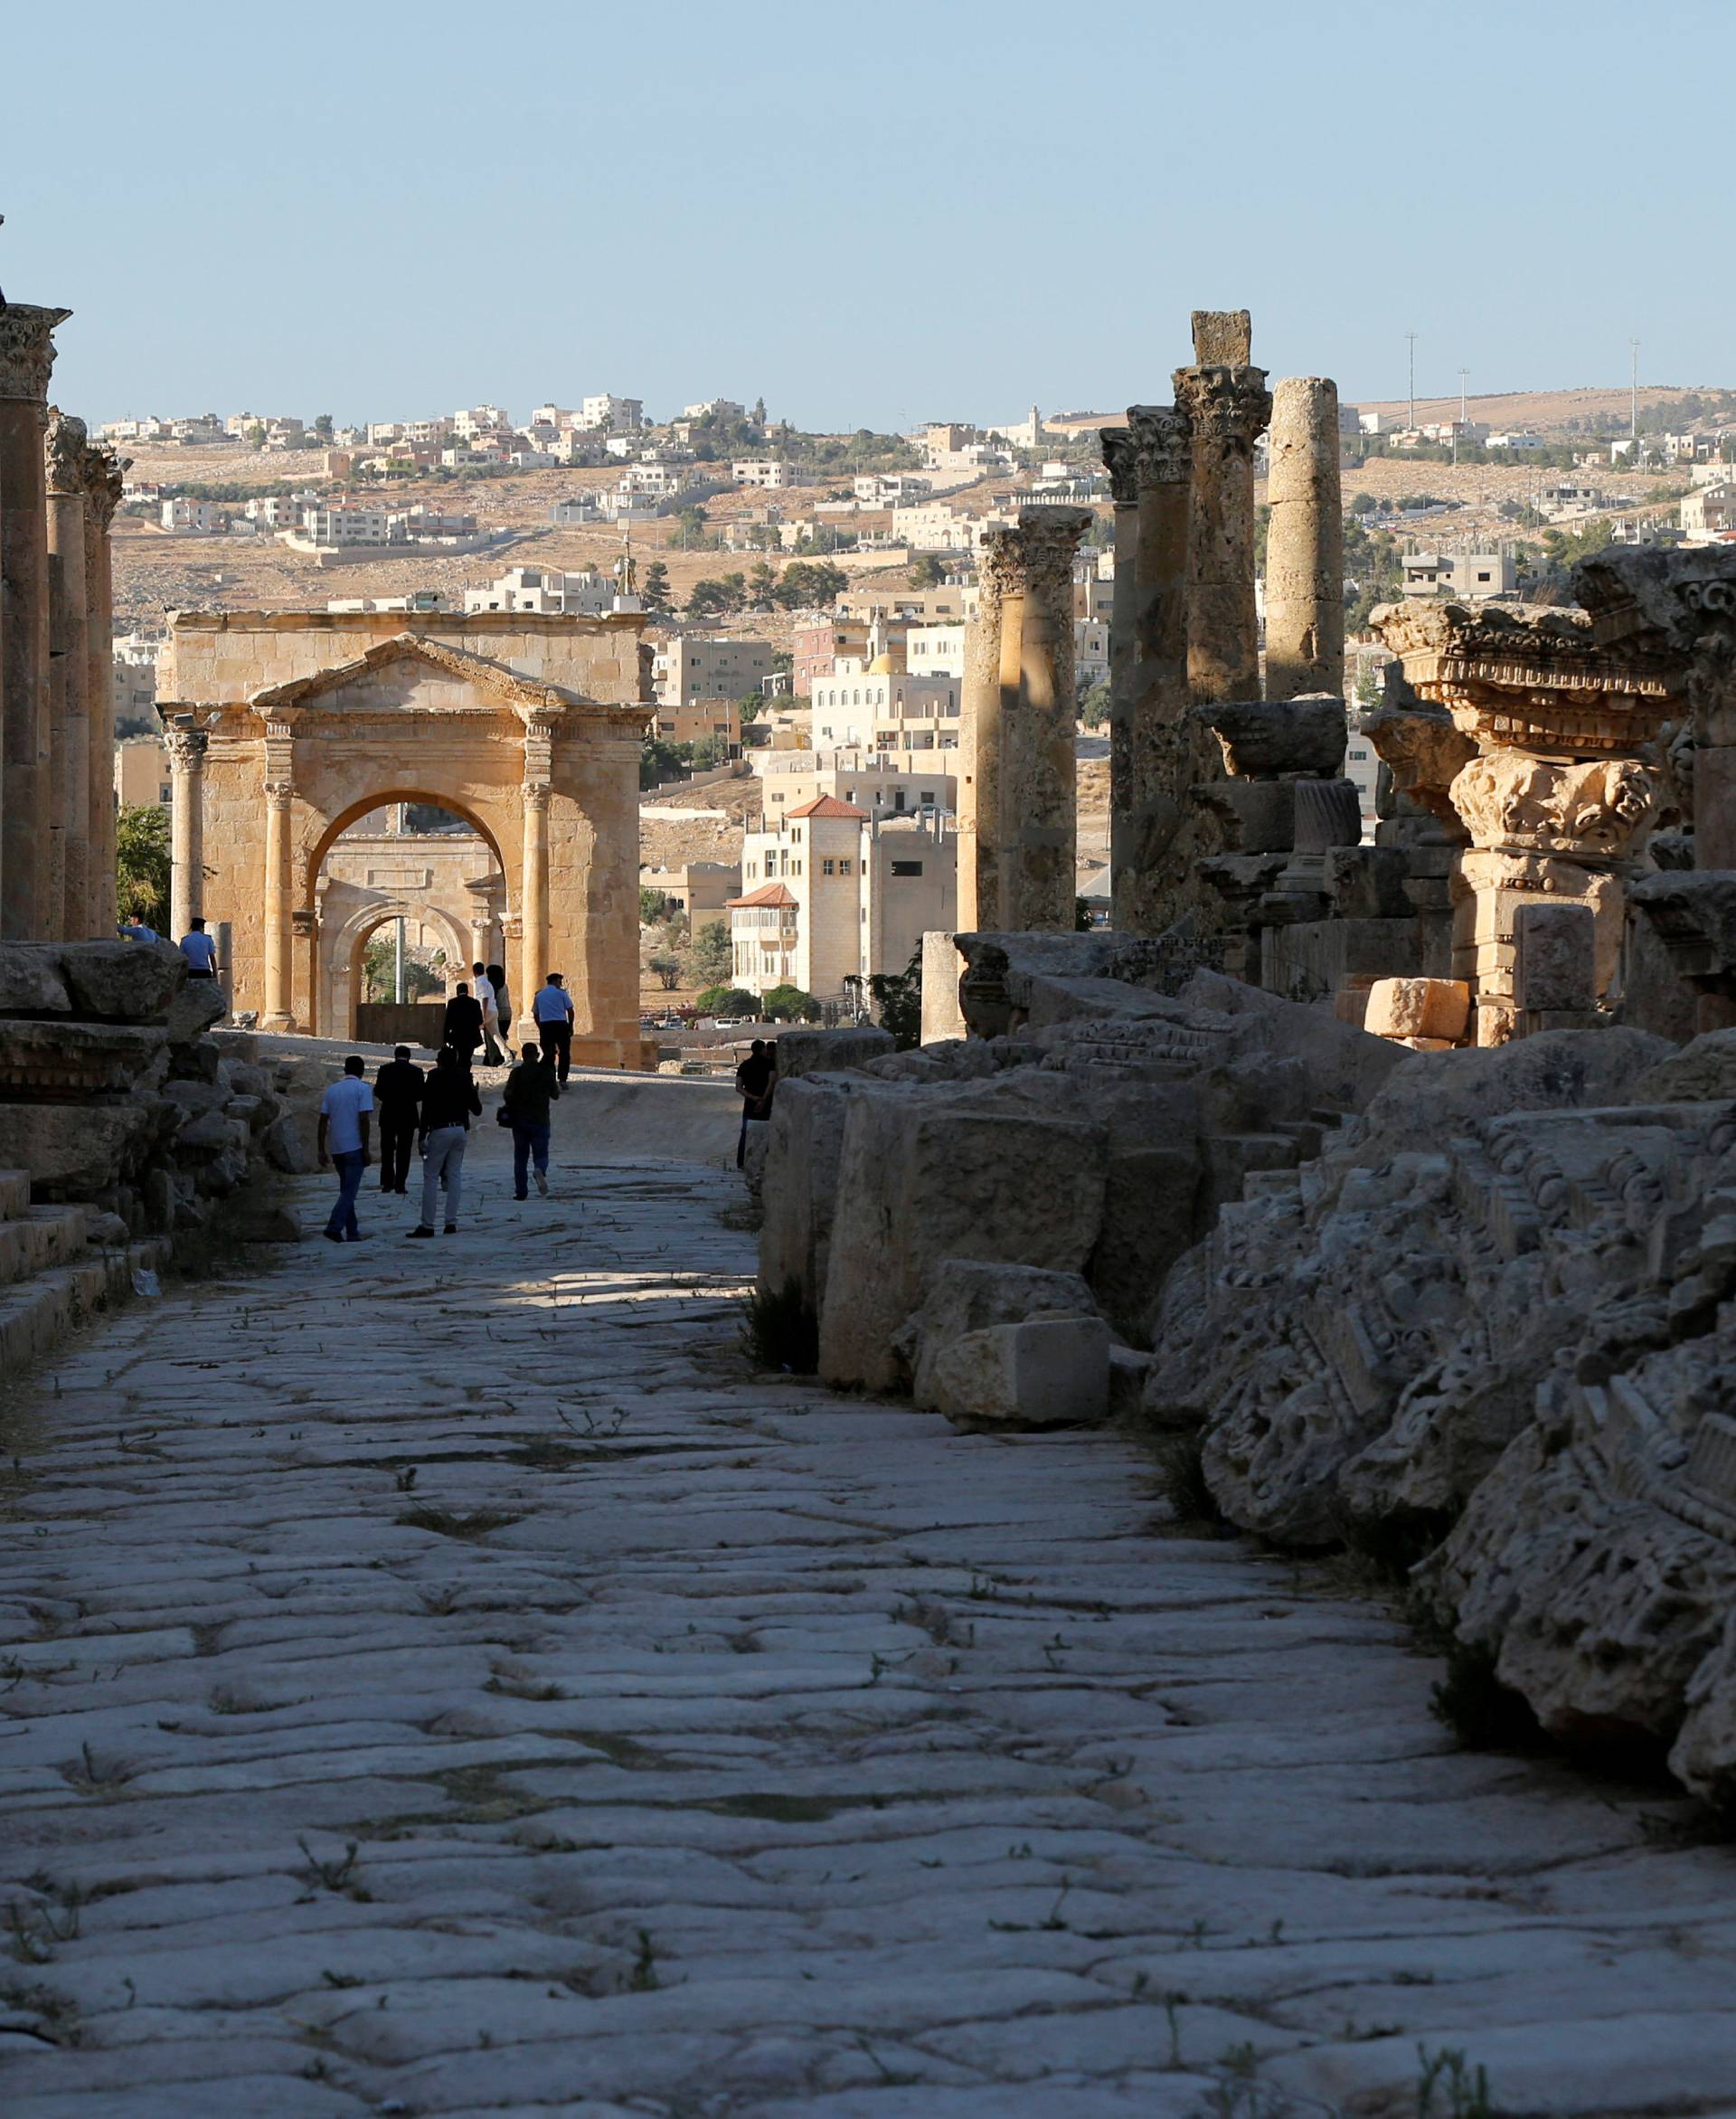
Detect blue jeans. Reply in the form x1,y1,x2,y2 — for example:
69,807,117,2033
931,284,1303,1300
513,1121,550,1197
326,1149,366,1239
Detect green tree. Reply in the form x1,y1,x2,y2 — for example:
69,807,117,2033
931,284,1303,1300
867,945,922,1051
677,503,710,540
686,576,741,618
761,982,821,1022
361,935,444,1004
313,413,335,440
642,559,673,611
748,561,778,607
694,984,759,1017
640,736,693,788
639,884,672,924
691,733,730,769
685,917,733,988
647,954,683,990
244,421,266,448
116,805,171,932
908,553,947,588
1077,678,1111,728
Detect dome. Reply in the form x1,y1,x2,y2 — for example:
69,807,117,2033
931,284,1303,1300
867,652,896,674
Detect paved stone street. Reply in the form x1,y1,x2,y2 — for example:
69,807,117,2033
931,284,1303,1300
3,1089,1734,2117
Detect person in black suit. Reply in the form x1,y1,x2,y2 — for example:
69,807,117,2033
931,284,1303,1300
442,982,484,1070
373,1045,424,1194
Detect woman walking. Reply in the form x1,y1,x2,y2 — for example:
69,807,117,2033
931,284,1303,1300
409,1045,482,1237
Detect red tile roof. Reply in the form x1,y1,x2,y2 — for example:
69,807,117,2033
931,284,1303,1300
725,882,799,909
786,795,869,820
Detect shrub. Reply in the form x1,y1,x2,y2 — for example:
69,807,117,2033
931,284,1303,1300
1156,1433,1231,1536
741,1278,818,1373
695,985,759,1017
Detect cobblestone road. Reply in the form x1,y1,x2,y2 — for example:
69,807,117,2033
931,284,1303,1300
3,1104,1733,2116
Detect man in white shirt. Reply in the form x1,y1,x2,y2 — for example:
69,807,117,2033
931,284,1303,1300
179,918,218,979
316,1055,374,1244
532,970,575,1084
472,960,504,1066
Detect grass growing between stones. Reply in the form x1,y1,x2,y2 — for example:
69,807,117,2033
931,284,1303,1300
740,1277,818,1374
1154,1432,1231,1537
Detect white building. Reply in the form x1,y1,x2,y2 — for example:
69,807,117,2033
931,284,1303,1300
683,398,745,423
732,460,792,489
579,394,644,433
1486,431,1547,453
112,630,161,726
904,623,967,677
296,503,394,547
243,490,321,529
462,565,614,615
854,474,932,505
160,498,222,534
1401,548,1517,599
1680,482,1736,544
809,661,961,752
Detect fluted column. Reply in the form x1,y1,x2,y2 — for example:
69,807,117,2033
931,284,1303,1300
1174,315,1270,705
1001,506,1091,932
165,725,208,941
80,440,126,936
0,304,71,937
1118,405,1194,935
958,538,1020,930
261,719,297,1029
44,412,90,940
1265,376,1344,701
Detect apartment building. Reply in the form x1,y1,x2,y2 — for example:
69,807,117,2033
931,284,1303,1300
655,635,777,706
115,733,171,810
729,799,956,1002
731,460,792,488
640,861,741,922
452,404,511,440
654,699,742,754
112,631,160,727
1400,549,1517,599
1681,482,1736,543
853,474,932,505
581,395,644,432
808,666,959,752
683,399,745,423
298,503,394,547
755,754,956,820
904,623,967,677
160,498,223,534
463,565,613,615
243,490,320,529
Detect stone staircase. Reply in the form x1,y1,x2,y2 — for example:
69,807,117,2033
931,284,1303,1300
0,1168,164,1371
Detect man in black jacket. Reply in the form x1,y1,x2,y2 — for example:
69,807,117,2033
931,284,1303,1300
373,1045,424,1194
502,1041,562,1199
442,982,484,1070
409,1045,484,1237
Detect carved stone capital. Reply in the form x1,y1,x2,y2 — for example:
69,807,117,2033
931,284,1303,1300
0,305,72,402
1005,506,1092,603
976,529,1024,609
1099,427,1138,506
263,779,296,810
164,727,210,774
80,441,128,528
1127,403,1191,488
524,781,552,813
1448,751,1664,860
1172,365,1272,451
43,408,89,494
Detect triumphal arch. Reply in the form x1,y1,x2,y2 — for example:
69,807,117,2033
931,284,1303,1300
156,611,652,1065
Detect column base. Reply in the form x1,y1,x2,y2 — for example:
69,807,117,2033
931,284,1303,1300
263,1013,296,1033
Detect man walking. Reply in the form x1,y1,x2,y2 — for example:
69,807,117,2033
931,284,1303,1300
409,1045,482,1238
733,1037,776,1168
179,916,218,980
442,981,484,1070
532,971,575,1085
502,1040,561,1199
473,961,505,1066
317,1055,374,1244
373,1044,424,1195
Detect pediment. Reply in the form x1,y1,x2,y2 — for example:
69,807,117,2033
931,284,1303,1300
250,634,580,719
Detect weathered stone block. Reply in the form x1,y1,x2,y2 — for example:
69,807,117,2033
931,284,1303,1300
897,1258,1102,1410
1514,899,1598,1015
1364,977,1471,1044
927,1317,1111,1428
0,944,72,1016
775,1026,894,1081
1191,309,1251,365
920,931,968,1045
759,1075,861,1310
1205,695,1347,780
0,1103,166,1195
1200,780,1295,853
58,941,184,1023
1291,778,1363,852
818,1090,1108,1391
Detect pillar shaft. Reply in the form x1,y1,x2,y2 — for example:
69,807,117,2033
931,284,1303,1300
1173,360,1270,705
1265,376,1344,702
1002,507,1091,932
1100,429,1140,931
80,442,125,937
45,413,94,942
521,785,550,1020
958,543,1018,930
166,727,208,941
262,774,295,1030
0,306,71,939
1116,406,1194,935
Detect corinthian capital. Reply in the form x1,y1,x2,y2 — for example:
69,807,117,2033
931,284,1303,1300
44,408,89,494
80,441,129,529
976,528,1024,610
1448,752,1664,858
164,726,210,773
0,305,73,402
1006,506,1092,602
1127,402,1191,487
1099,428,1138,506
1172,364,1273,451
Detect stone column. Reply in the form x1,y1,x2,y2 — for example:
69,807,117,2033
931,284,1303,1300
261,717,297,1030
80,440,126,936
1099,428,1140,929
958,538,1020,930
1173,311,1270,705
1119,404,1194,935
165,724,208,941
0,305,71,939
1265,376,1344,703
521,781,551,1019
1001,506,1091,932
44,412,90,941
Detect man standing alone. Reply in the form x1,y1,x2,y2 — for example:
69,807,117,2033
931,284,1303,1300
442,981,484,1070
373,1045,424,1195
179,916,218,981
317,1055,374,1244
532,971,575,1085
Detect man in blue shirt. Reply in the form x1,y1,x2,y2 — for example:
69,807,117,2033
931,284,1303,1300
316,1056,374,1244
179,917,218,978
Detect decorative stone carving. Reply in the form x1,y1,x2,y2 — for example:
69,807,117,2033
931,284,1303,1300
43,407,88,494
1171,364,1273,454
1127,402,1190,488
164,726,211,775
79,439,128,528
0,304,72,402
1099,427,1137,506
1447,752,1663,858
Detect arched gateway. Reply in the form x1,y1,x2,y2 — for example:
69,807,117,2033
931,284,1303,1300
156,610,652,1065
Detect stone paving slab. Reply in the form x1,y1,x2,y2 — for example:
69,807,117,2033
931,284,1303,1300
2,1096,1734,2115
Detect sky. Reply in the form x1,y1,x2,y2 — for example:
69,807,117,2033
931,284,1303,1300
4,0,1731,434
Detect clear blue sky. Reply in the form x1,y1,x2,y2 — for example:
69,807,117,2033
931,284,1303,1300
5,0,1729,432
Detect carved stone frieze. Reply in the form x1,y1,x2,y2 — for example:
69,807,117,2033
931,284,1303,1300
1126,402,1191,488
1448,752,1665,860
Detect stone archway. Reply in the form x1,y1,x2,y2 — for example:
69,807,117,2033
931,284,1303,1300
323,894,475,1045
157,613,652,1065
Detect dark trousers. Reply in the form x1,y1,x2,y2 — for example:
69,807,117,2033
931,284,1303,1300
452,1036,480,1072
513,1121,551,1197
738,1110,769,1168
379,1111,417,1191
537,1018,572,1083
326,1150,365,1239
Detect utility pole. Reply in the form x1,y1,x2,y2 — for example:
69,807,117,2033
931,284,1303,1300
1458,367,1470,424
394,917,406,1006
1631,338,1641,440
1406,332,1418,432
